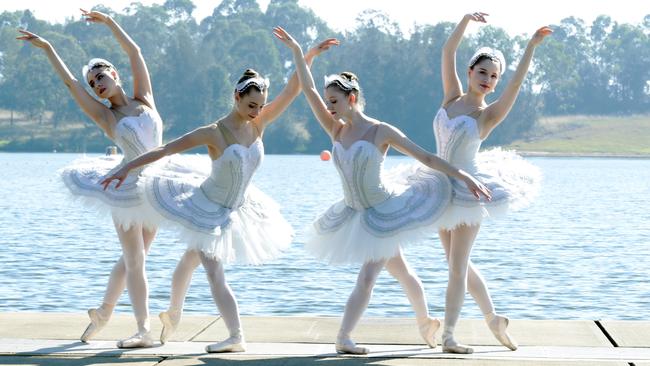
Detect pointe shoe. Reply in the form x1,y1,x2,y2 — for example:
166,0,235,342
442,337,474,354
205,336,246,353
488,314,518,351
335,338,370,355
159,311,180,344
117,332,154,348
418,317,440,348
80,308,109,343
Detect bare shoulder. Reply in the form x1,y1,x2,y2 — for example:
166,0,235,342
376,121,403,137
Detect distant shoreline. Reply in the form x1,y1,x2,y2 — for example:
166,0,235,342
517,151,650,159
2,149,650,159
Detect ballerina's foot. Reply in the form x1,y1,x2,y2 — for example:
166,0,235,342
335,338,370,355
205,336,246,353
80,308,110,343
488,314,518,351
442,337,473,354
117,332,154,348
159,311,180,344
418,317,440,348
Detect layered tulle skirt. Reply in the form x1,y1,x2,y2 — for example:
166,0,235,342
145,175,293,265
305,166,452,264
423,148,541,230
60,154,205,230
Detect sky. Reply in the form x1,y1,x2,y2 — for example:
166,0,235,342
4,0,649,37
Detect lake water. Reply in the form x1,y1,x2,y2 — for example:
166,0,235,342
1,152,649,320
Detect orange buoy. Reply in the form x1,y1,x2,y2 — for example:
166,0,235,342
320,150,331,161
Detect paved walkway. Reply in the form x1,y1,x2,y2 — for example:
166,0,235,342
0,313,648,365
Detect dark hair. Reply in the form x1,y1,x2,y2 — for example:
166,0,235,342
235,68,266,96
327,72,365,110
469,55,501,72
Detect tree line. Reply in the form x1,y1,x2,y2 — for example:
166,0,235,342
0,0,648,153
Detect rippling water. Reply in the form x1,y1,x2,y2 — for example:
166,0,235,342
1,152,649,320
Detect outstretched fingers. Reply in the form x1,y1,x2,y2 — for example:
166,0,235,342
16,29,37,40
536,26,553,37
531,26,553,46
100,176,123,190
317,38,340,50
80,8,108,23
272,26,300,50
470,12,489,23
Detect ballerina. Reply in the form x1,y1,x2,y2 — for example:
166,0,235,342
101,37,339,352
274,26,491,354
17,9,186,348
430,12,551,353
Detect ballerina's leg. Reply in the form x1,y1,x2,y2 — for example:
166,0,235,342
159,249,201,343
199,252,245,353
441,225,479,354
336,259,386,354
114,220,152,348
385,250,440,348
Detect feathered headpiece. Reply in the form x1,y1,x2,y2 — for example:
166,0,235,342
468,47,506,75
324,74,360,91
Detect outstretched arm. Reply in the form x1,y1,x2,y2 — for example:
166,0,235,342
257,37,339,128
481,26,552,136
441,12,488,104
273,26,343,138
101,126,214,189
382,124,491,200
16,30,113,136
82,9,154,108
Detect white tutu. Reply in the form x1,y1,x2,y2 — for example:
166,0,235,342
306,141,452,264
60,154,209,230
432,148,541,230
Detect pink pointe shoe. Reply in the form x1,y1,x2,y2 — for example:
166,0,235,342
80,308,109,343
488,314,518,351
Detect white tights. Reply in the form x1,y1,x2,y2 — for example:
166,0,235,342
439,225,492,346
338,249,432,341
165,250,242,338
96,218,157,334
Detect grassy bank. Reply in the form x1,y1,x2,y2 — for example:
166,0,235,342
0,110,111,152
3,110,650,155
506,114,650,156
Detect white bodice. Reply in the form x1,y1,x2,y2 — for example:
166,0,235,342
113,109,163,161
332,140,391,210
199,139,263,209
433,108,482,174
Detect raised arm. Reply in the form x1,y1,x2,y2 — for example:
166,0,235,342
82,9,154,108
381,124,491,200
441,13,488,104
273,26,343,138
101,126,214,189
257,37,339,128
481,26,552,136
17,30,113,136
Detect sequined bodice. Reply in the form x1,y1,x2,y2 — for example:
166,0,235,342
200,139,263,209
332,141,391,210
113,109,163,161
433,108,482,173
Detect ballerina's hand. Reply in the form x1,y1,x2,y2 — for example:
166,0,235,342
100,168,129,190
273,26,301,51
80,8,110,24
530,26,553,47
306,38,340,58
465,12,489,23
16,29,50,49
463,175,492,201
